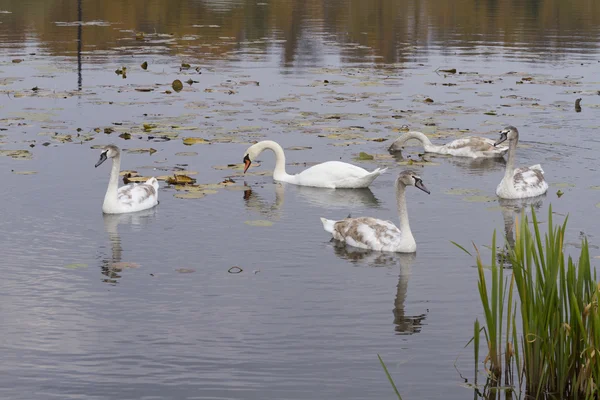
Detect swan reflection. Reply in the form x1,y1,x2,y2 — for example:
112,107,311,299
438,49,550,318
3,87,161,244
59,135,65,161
391,149,506,175
329,242,427,334
499,195,545,249
294,185,381,209
100,208,157,284
242,182,284,220
242,181,381,217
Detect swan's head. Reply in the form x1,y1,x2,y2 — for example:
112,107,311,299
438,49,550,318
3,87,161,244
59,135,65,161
242,143,260,173
396,170,430,194
95,145,120,168
494,126,519,147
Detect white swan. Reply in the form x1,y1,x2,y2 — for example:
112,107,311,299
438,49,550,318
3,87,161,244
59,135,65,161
95,145,159,214
388,131,508,158
320,170,430,252
493,126,548,199
243,140,387,189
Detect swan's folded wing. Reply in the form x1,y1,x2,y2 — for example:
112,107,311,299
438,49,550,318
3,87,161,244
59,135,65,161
445,137,495,151
117,183,157,208
512,166,547,192
333,217,401,250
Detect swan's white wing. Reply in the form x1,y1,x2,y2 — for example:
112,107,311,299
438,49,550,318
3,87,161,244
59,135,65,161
332,217,401,250
117,182,158,209
512,164,548,193
294,161,384,188
442,137,508,158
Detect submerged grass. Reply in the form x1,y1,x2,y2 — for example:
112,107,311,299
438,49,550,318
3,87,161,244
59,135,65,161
466,205,600,399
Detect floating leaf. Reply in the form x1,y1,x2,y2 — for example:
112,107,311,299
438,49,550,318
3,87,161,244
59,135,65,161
176,268,195,273
556,190,564,198
552,182,575,188
135,88,153,92
356,152,374,160
228,266,243,274
12,170,37,175
175,151,198,156
484,111,497,116
124,148,157,155
463,195,496,203
174,192,206,199
141,61,148,70
65,263,88,269
172,79,183,92
119,133,132,140
439,68,457,74
444,188,481,195
166,174,196,185
244,220,273,227
286,146,312,151
109,262,140,270
424,98,434,103
0,150,32,159
213,162,260,170
182,137,210,145
181,63,191,69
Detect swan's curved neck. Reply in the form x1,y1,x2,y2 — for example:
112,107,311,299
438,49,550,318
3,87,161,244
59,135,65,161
105,155,121,204
504,138,518,180
397,131,434,148
396,183,413,239
255,141,291,181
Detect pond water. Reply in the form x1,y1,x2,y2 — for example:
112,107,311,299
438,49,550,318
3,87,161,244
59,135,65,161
1,1,600,399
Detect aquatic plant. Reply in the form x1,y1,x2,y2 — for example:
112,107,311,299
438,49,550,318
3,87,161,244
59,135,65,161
465,206,600,399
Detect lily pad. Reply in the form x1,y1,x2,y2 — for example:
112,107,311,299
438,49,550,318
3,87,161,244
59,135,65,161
552,182,575,188
172,79,183,92
174,192,206,199
183,137,210,145
244,220,273,227
108,262,140,270
166,174,196,185
356,152,374,160
463,195,497,203
213,162,260,170
65,263,88,269
125,148,157,155
444,188,481,195
0,150,32,159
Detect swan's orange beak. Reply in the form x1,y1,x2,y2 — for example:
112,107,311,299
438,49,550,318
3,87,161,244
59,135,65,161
243,155,251,173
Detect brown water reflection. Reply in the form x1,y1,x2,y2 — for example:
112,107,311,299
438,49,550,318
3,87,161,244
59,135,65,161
1,0,599,64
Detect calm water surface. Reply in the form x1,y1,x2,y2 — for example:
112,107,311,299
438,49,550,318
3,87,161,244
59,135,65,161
1,1,600,399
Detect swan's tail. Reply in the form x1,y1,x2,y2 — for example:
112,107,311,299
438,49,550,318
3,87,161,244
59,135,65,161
320,217,336,234
529,164,544,174
145,177,160,191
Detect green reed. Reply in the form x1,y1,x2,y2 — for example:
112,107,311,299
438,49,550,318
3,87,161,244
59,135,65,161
468,205,600,399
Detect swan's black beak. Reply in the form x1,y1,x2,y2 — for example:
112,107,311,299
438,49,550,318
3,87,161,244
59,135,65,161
243,154,251,174
415,179,430,194
95,151,108,168
494,131,508,147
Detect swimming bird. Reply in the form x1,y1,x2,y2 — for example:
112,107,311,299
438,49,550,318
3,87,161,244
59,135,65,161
242,140,386,188
388,130,508,158
493,126,548,199
320,170,430,252
95,145,159,214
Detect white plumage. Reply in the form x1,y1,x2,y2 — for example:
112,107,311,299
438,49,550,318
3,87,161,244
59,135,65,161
389,131,508,158
243,140,386,189
95,145,159,214
320,171,430,253
493,126,548,199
